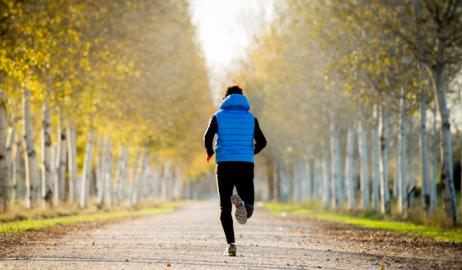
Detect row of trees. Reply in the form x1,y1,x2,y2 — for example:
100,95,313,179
236,0,462,225
0,0,214,211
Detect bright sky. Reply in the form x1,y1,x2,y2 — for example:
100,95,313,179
189,0,274,101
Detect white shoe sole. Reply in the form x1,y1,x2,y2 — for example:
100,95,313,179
231,195,247,224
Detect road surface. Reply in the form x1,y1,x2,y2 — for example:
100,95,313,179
0,201,461,269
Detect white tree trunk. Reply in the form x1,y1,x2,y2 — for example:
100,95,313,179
51,145,59,206
398,92,408,214
290,163,297,202
358,110,370,209
41,100,53,205
23,88,40,208
0,90,8,211
114,147,121,204
330,122,343,208
80,131,94,208
10,131,21,205
322,149,331,208
129,152,141,205
371,105,381,210
5,123,14,207
305,160,312,200
431,105,439,210
115,146,129,203
312,159,320,199
55,109,68,202
434,67,457,224
140,154,150,200
161,162,172,200
345,127,356,210
96,137,105,205
66,125,78,204
103,138,112,207
407,114,415,207
393,157,399,199
419,89,431,213
379,106,391,214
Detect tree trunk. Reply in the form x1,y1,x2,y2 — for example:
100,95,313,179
41,100,53,205
11,131,21,205
407,112,415,208
273,160,279,201
5,122,14,206
115,146,128,203
290,162,297,203
66,124,78,204
103,138,112,207
419,89,431,214
267,159,275,201
139,153,150,200
51,145,59,206
371,105,381,210
322,149,331,208
434,66,457,225
431,104,439,210
56,109,68,202
358,109,370,209
135,151,149,202
345,127,355,210
312,159,320,199
80,131,94,208
393,155,398,199
130,152,141,205
330,122,343,208
379,105,391,214
0,90,9,211
305,160,312,200
23,88,40,208
398,91,408,214
96,137,105,205
414,0,431,213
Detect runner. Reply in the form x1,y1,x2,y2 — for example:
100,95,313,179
203,85,267,256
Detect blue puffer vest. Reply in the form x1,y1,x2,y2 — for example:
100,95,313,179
215,94,255,163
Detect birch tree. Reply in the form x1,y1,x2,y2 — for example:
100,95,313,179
23,88,40,208
80,131,94,208
358,110,370,209
41,100,53,205
0,90,8,211
66,125,78,204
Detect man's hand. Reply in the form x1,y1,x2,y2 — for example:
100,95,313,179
206,154,212,163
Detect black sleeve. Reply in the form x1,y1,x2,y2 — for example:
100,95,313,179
254,118,267,155
203,115,217,156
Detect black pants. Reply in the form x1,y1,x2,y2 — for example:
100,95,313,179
216,162,255,244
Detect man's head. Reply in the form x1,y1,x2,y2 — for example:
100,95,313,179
224,85,243,98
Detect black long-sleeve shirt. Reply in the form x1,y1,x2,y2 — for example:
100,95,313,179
203,115,267,157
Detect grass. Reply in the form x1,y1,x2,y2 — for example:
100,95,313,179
0,202,178,235
264,202,462,243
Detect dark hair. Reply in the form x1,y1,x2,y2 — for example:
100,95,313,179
224,85,243,98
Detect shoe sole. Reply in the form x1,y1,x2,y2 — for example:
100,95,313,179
231,195,247,224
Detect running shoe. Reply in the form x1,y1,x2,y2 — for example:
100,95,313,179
224,243,237,256
231,194,247,224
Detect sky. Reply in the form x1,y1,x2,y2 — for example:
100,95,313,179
189,0,274,102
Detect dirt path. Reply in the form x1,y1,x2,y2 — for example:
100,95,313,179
0,201,461,269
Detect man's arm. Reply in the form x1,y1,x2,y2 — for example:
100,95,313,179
254,118,267,154
203,115,217,157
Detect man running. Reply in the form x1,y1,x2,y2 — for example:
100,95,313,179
203,85,267,256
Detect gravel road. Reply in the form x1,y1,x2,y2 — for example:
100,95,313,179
1,201,461,269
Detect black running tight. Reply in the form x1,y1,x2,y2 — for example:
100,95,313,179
216,162,255,244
